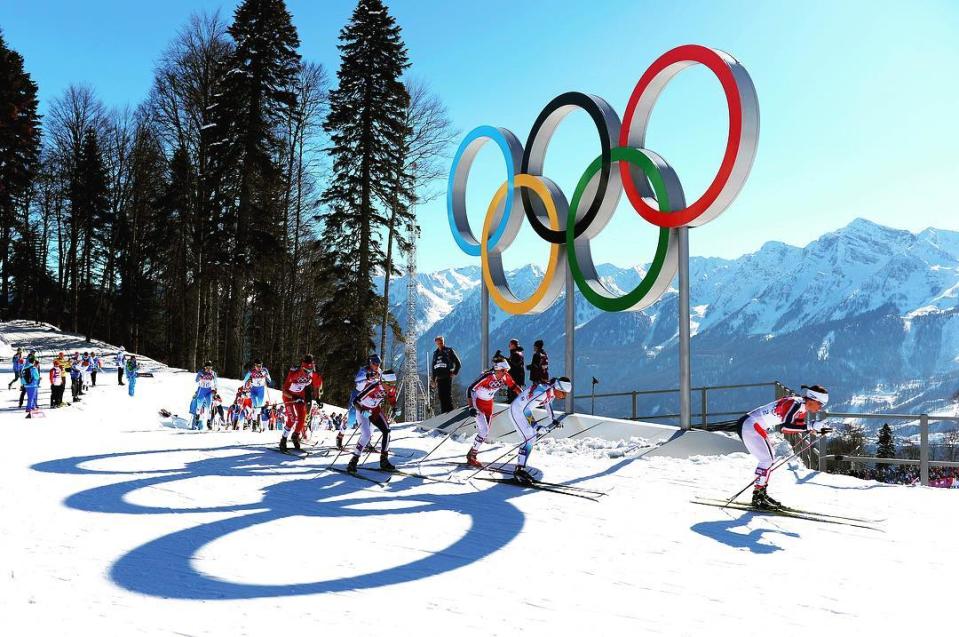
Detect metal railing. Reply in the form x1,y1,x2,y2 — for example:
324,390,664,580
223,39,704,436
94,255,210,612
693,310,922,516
814,411,959,486
574,381,787,429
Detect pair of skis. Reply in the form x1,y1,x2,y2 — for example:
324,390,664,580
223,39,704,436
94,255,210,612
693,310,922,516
691,497,884,531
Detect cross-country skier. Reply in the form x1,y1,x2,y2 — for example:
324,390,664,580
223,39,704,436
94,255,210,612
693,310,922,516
279,354,323,452
115,349,126,385
193,362,218,429
242,359,272,426
8,347,24,390
345,369,398,473
125,356,139,396
737,384,832,509
508,377,572,484
339,355,382,449
465,359,520,468
21,354,41,418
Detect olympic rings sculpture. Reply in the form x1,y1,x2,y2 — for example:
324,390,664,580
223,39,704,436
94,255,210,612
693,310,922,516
447,44,759,314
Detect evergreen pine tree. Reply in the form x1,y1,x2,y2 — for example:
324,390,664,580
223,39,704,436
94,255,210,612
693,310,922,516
0,31,41,319
319,0,413,398
876,423,896,459
205,0,302,374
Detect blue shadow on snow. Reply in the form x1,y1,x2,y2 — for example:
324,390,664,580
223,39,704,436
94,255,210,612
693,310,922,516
32,444,526,600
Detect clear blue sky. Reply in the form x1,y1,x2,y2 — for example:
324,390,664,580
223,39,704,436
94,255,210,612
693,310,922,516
3,0,958,273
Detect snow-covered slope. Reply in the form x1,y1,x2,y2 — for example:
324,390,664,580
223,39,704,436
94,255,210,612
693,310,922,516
1,322,957,634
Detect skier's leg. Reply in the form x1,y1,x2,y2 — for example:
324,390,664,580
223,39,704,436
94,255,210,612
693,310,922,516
471,401,494,452
373,412,390,451
353,410,372,456
509,401,536,470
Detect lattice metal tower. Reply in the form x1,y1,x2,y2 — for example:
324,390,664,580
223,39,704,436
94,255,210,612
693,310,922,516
400,220,430,422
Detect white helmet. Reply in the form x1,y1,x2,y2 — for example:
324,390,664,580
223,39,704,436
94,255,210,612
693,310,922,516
553,377,572,393
493,360,510,371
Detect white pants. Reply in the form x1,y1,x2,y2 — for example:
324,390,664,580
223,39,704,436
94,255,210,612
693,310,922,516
741,418,775,487
508,400,537,468
352,409,390,457
470,400,494,452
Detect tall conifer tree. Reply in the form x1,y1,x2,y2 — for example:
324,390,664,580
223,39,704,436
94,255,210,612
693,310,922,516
320,0,412,396
206,0,302,374
0,32,41,319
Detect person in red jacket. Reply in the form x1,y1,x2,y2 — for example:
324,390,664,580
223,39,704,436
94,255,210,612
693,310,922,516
49,360,67,407
465,359,519,467
279,354,323,451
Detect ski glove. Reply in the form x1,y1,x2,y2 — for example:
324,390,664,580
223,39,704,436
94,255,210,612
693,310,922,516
551,419,562,429
468,407,478,417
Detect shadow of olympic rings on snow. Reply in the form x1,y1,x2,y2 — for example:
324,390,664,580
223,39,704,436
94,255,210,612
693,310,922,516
31,444,525,600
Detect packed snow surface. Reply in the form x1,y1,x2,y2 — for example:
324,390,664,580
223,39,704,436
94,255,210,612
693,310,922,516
1,321,957,635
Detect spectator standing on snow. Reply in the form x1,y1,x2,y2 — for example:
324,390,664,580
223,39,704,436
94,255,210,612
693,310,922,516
430,335,461,414
125,356,139,397
65,357,81,403
528,340,550,386
49,360,66,407
90,352,103,387
115,349,126,386
21,354,41,418
507,338,526,403
8,347,24,390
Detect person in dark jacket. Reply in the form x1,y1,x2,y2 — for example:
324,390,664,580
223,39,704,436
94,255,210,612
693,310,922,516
527,339,549,385
506,338,525,403
430,335,461,414
9,347,24,390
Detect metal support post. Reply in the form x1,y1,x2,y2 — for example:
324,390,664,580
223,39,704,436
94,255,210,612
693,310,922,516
700,387,708,429
480,278,489,372
565,262,575,414
678,227,692,430
920,413,929,486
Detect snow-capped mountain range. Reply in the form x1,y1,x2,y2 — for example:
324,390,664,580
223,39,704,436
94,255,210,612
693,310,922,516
377,218,959,427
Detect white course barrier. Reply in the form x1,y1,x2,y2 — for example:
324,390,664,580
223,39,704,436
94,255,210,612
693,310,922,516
419,405,746,458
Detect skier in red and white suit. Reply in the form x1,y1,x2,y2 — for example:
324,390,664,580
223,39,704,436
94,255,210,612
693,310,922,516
738,384,832,508
345,370,398,474
279,354,323,452
465,360,519,468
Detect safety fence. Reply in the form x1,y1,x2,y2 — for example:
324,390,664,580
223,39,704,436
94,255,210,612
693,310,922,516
811,412,959,487
573,381,788,429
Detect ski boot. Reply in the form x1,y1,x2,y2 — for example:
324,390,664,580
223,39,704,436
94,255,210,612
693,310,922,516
379,453,396,472
513,466,534,485
336,432,344,450
279,436,289,452
346,455,359,474
291,432,301,451
466,449,482,469
751,486,781,510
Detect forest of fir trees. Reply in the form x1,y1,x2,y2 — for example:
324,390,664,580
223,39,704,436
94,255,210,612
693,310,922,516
0,0,455,403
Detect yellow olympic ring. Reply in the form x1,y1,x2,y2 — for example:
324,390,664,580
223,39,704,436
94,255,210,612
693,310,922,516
480,174,566,315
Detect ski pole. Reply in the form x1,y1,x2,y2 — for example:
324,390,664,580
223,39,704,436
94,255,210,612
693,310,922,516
361,433,384,465
463,414,606,481
411,416,477,467
723,430,820,507
326,422,361,469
